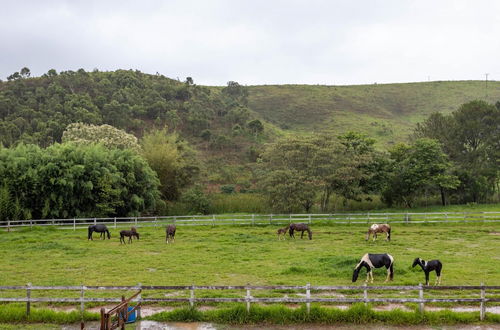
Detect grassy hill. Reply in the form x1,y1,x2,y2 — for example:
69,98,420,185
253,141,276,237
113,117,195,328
246,81,500,146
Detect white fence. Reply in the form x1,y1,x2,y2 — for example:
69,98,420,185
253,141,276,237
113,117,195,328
1,212,500,230
1,284,499,320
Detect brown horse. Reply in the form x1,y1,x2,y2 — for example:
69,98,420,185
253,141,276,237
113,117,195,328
120,227,139,244
277,225,289,240
366,224,391,241
166,224,176,243
289,223,312,240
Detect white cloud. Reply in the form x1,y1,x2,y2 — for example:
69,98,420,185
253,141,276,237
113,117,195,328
1,0,499,85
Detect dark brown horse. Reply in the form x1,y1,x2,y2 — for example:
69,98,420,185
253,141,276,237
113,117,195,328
120,227,139,244
277,225,289,240
88,224,110,240
366,224,391,241
166,224,176,243
289,223,312,240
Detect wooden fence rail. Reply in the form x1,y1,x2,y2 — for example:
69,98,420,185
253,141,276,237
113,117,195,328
1,284,499,321
1,211,500,230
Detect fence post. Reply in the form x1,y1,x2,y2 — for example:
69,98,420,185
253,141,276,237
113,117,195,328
308,214,312,224
93,218,96,225
137,283,142,319
26,283,31,316
30,219,32,230
100,308,106,330
73,218,76,231
190,285,195,308
367,212,370,224
306,283,311,315
173,216,177,225
405,213,409,224
114,217,117,229
154,216,157,228
269,214,273,225
7,219,10,232
480,282,485,321
252,214,255,226
80,284,85,315
246,285,251,313
363,283,368,306
135,217,138,226
445,212,448,223
212,215,216,227
419,283,424,314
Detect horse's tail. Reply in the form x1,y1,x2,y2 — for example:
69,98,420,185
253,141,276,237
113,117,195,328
307,228,312,240
389,261,394,280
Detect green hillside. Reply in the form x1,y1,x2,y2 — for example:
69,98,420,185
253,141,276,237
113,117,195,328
247,81,500,146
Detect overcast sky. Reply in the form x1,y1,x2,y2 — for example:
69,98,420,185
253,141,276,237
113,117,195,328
1,0,499,85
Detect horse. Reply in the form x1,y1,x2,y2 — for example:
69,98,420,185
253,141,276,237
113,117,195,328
277,225,289,240
166,224,176,243
88,224,111,240
120,227,140,244
412,257,443,285
289,223,312,240
366,224,391,241
352,253,394,283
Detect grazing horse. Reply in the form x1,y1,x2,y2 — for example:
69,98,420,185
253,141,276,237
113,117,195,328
366,224,391,241
166,224,176,243
120,227,140,244
289,223,312,240
412,257,443,285
352,253,394,283
277,225,289,240
88,224,111,240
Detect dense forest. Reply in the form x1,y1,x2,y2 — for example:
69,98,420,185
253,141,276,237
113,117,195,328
0,68,498,219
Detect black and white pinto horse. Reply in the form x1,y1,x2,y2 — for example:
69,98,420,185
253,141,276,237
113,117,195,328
166,224,176,243
88,224,111,240
289,223,312,240
412,257,443,285
352,253,394,283
120,227,140,244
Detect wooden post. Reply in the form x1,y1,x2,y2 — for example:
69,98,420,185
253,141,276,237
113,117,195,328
306,283,311,315
114,217,117,229
80,285,85,315
246,286,251,313
252,214,255,226
367,212,370,224
405,213,408,224
135,217,138,226
7,219,10,232
30,219,32,230
154,216,157,227
137,283,142,319
308,214,312,224
269,214,273,224
73,218,76,231
212,215,216,227
173,216,177,224
26,283,31,316
120,295,125,330
190,285,195,308
93,218,96,225
100,308,106,330
480,282,485,321
419,283,424,314
363,283,368,306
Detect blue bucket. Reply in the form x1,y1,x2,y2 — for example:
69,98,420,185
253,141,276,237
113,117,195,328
125,306,136,323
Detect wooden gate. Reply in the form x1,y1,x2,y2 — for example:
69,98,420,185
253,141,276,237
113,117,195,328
99,290,141,330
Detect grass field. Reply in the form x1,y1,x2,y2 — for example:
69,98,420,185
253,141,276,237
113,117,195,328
1,222,499,287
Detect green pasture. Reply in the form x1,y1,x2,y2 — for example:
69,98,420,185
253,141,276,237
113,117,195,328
1,222,499,287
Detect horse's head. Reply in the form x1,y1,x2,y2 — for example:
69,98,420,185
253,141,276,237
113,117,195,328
131,227,137,233
352,267,361,282
135,232,140,240
412,258,420,268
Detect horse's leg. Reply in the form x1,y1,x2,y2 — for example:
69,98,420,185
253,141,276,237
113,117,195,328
373,233,377,241
384,266,391,282
301,230,304,239
425,272,429,286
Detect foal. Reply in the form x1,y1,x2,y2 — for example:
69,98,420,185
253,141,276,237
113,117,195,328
120,227,140,244
352,253,394,283
412,257,443,285
166,224,176,243
366,224,391,241
277,225,289,240
289,223,312,240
